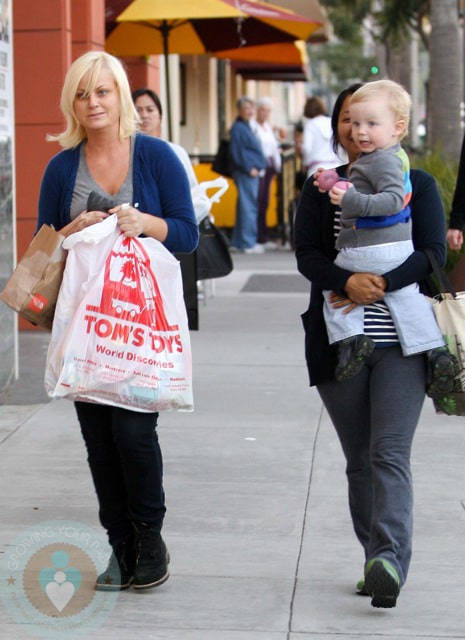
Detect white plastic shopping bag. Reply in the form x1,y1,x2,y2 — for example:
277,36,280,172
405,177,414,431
45,215,193,412
190,177,229,223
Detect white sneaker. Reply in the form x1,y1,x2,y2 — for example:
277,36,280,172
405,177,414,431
263,241,279,251
243,244,265,254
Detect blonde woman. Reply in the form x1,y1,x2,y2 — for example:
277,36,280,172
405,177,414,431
37,51,198,592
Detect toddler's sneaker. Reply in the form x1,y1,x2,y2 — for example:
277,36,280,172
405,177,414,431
335,334,375,381
426,346,457,399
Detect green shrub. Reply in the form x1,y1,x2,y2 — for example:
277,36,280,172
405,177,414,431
411,148,460,272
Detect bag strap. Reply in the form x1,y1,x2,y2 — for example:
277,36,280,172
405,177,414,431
424,248,457,298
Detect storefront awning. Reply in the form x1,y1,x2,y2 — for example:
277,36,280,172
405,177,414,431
283,0,330,43
230,59,307,82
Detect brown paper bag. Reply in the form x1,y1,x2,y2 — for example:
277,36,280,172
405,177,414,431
0,224,66,330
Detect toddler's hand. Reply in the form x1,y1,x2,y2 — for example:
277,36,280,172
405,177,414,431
329,181,352,205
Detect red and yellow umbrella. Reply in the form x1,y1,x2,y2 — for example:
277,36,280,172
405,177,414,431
106,0,322,57
106,0,322,138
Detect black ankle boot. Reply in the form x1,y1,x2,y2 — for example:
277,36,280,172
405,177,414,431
133,522,170,590
96,535,136,591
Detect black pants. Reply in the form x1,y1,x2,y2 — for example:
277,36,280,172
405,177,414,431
257,165,275,243
75,402,166,548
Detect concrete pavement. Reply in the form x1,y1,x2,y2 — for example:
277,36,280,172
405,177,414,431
1,248,465,640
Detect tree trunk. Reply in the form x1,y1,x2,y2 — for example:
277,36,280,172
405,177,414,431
386,41,411,90
429,0,463,159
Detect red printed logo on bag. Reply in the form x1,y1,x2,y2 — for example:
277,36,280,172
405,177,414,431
28,294,48,313
91,237,178,331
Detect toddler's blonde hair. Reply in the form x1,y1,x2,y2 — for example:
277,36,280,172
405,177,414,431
350,79,411,140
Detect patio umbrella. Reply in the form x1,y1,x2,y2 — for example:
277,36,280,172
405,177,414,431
221,41,309,82
105,0,323,139
215,40,308,65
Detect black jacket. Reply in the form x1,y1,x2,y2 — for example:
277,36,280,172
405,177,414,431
449,134,465,230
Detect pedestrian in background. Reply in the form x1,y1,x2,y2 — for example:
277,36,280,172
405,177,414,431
229,96,267,254
302,95,341,177
253,96,282,249
447,131,465,255
132,87,197,188
37,51,198,592
132,86,201,329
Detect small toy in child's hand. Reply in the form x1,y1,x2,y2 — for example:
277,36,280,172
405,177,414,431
317,169,339,191
333,180,349,191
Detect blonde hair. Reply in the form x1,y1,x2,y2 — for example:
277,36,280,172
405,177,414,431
48,51,138,149
350,79,411,140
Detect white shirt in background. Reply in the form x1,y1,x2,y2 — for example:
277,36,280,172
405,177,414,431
252,120,282,172
168,141,198,188
302,114,343,176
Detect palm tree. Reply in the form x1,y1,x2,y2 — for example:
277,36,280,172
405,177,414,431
319,0,464,155
428,0,463,159
373,0,463,155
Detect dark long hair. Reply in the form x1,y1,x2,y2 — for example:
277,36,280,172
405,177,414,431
330,83,364,155
131,88,163,118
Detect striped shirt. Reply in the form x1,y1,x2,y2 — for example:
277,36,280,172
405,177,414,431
334,210,399,347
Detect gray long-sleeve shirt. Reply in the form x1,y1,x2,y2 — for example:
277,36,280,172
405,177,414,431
336,143,412,249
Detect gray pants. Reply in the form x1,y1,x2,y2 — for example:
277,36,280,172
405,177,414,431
317,346,426,586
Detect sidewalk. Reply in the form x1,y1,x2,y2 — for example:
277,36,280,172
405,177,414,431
1,248,465,640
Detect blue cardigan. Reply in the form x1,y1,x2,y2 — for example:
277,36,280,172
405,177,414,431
37,134,198,254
